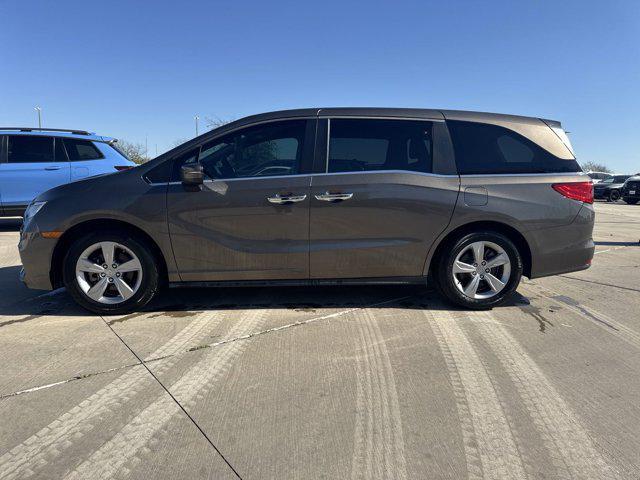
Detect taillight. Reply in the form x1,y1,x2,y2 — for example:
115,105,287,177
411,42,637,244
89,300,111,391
114,166,133,171
552,181,594,204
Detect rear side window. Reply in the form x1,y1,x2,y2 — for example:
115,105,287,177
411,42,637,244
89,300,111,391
447,121,581,175
64,139,104,161
328,119,433,173
7,135,54,163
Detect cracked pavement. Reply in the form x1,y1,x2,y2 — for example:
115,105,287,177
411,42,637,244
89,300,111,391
1,202,640,479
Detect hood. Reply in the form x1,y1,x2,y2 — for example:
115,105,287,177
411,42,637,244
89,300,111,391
34,168,138,203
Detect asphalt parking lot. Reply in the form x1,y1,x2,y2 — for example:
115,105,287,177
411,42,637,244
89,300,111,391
0,202,639,479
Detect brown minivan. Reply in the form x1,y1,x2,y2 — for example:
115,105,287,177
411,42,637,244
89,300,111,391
19,108,594,314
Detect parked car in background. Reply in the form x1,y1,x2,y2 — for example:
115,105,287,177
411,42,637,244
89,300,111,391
0,128,135,217
593,175,632,202
586,171,613,183
19,108,594,314
622,175,640,204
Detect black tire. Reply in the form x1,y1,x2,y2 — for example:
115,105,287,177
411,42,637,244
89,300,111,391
435,231,523,310
624,198,639,205
609,190,621,202
63,230,160,315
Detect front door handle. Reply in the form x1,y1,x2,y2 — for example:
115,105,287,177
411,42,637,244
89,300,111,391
314,192,354,202
267,193,307,204
44,165,62,171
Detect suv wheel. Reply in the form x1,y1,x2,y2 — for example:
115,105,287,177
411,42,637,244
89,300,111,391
609,190,621,202
435,231,522,309
63,231,159,315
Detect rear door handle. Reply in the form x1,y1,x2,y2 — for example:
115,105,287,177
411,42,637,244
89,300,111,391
44,165,62,171
314,192,354,202
267,194,307,204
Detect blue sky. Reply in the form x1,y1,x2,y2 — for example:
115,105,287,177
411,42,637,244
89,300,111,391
1,0,638,171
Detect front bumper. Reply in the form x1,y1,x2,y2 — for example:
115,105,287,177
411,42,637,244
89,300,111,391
19,219,57,290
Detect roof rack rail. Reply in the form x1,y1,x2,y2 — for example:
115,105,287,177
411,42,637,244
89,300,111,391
0,127,92,135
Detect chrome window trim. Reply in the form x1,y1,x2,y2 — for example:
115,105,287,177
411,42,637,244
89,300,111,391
309,170,457,179
154,170,584,187
157,170,458,186
319,115,445,122
459,172,588,178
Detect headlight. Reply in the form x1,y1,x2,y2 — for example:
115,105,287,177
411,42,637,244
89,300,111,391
23,201,46,221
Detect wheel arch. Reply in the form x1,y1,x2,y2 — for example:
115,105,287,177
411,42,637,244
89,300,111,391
426,221,532,280
51,219,168,289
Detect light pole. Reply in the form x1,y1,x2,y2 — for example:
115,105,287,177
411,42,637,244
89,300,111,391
194,115,200,137
34,106,42,129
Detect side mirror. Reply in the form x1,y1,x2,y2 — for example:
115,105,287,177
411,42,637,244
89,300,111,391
181,164,204,186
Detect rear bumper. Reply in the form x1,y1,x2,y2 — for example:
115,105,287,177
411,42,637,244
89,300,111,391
527,204,595,279
18,220,56,290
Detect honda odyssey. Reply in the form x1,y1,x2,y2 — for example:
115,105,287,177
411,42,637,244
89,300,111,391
18,108,594,314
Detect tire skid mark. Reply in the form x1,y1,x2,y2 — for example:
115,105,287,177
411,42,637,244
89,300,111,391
472,310,620,479
1,297,408,400
523,282,640,349
64,309,267,480
351,309,407,480
426,310,526,480
0,311,226,480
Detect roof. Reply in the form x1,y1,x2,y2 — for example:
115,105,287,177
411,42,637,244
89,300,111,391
0,127,115,143
209,107,554,125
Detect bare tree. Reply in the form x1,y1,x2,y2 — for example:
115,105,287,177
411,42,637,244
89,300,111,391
580,161,612,173
205,115,233,130
115,140,150,164
171,138,190,148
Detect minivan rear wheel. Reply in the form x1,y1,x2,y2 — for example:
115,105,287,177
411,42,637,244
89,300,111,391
435,231,522,309
63,231,159,315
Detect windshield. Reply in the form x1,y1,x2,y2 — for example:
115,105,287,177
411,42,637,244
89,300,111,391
613,175,630,182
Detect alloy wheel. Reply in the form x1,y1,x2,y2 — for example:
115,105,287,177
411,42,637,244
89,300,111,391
452,241,511,300
75,241,143,304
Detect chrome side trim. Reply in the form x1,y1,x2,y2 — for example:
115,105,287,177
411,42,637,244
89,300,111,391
459,172,588,178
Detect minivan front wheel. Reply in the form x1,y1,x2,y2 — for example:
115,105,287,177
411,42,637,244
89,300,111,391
436,232,522,309
63,231,159,315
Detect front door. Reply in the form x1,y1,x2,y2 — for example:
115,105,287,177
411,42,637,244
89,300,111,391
167,119,315,282
0,135,70,215
310,118,459,279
